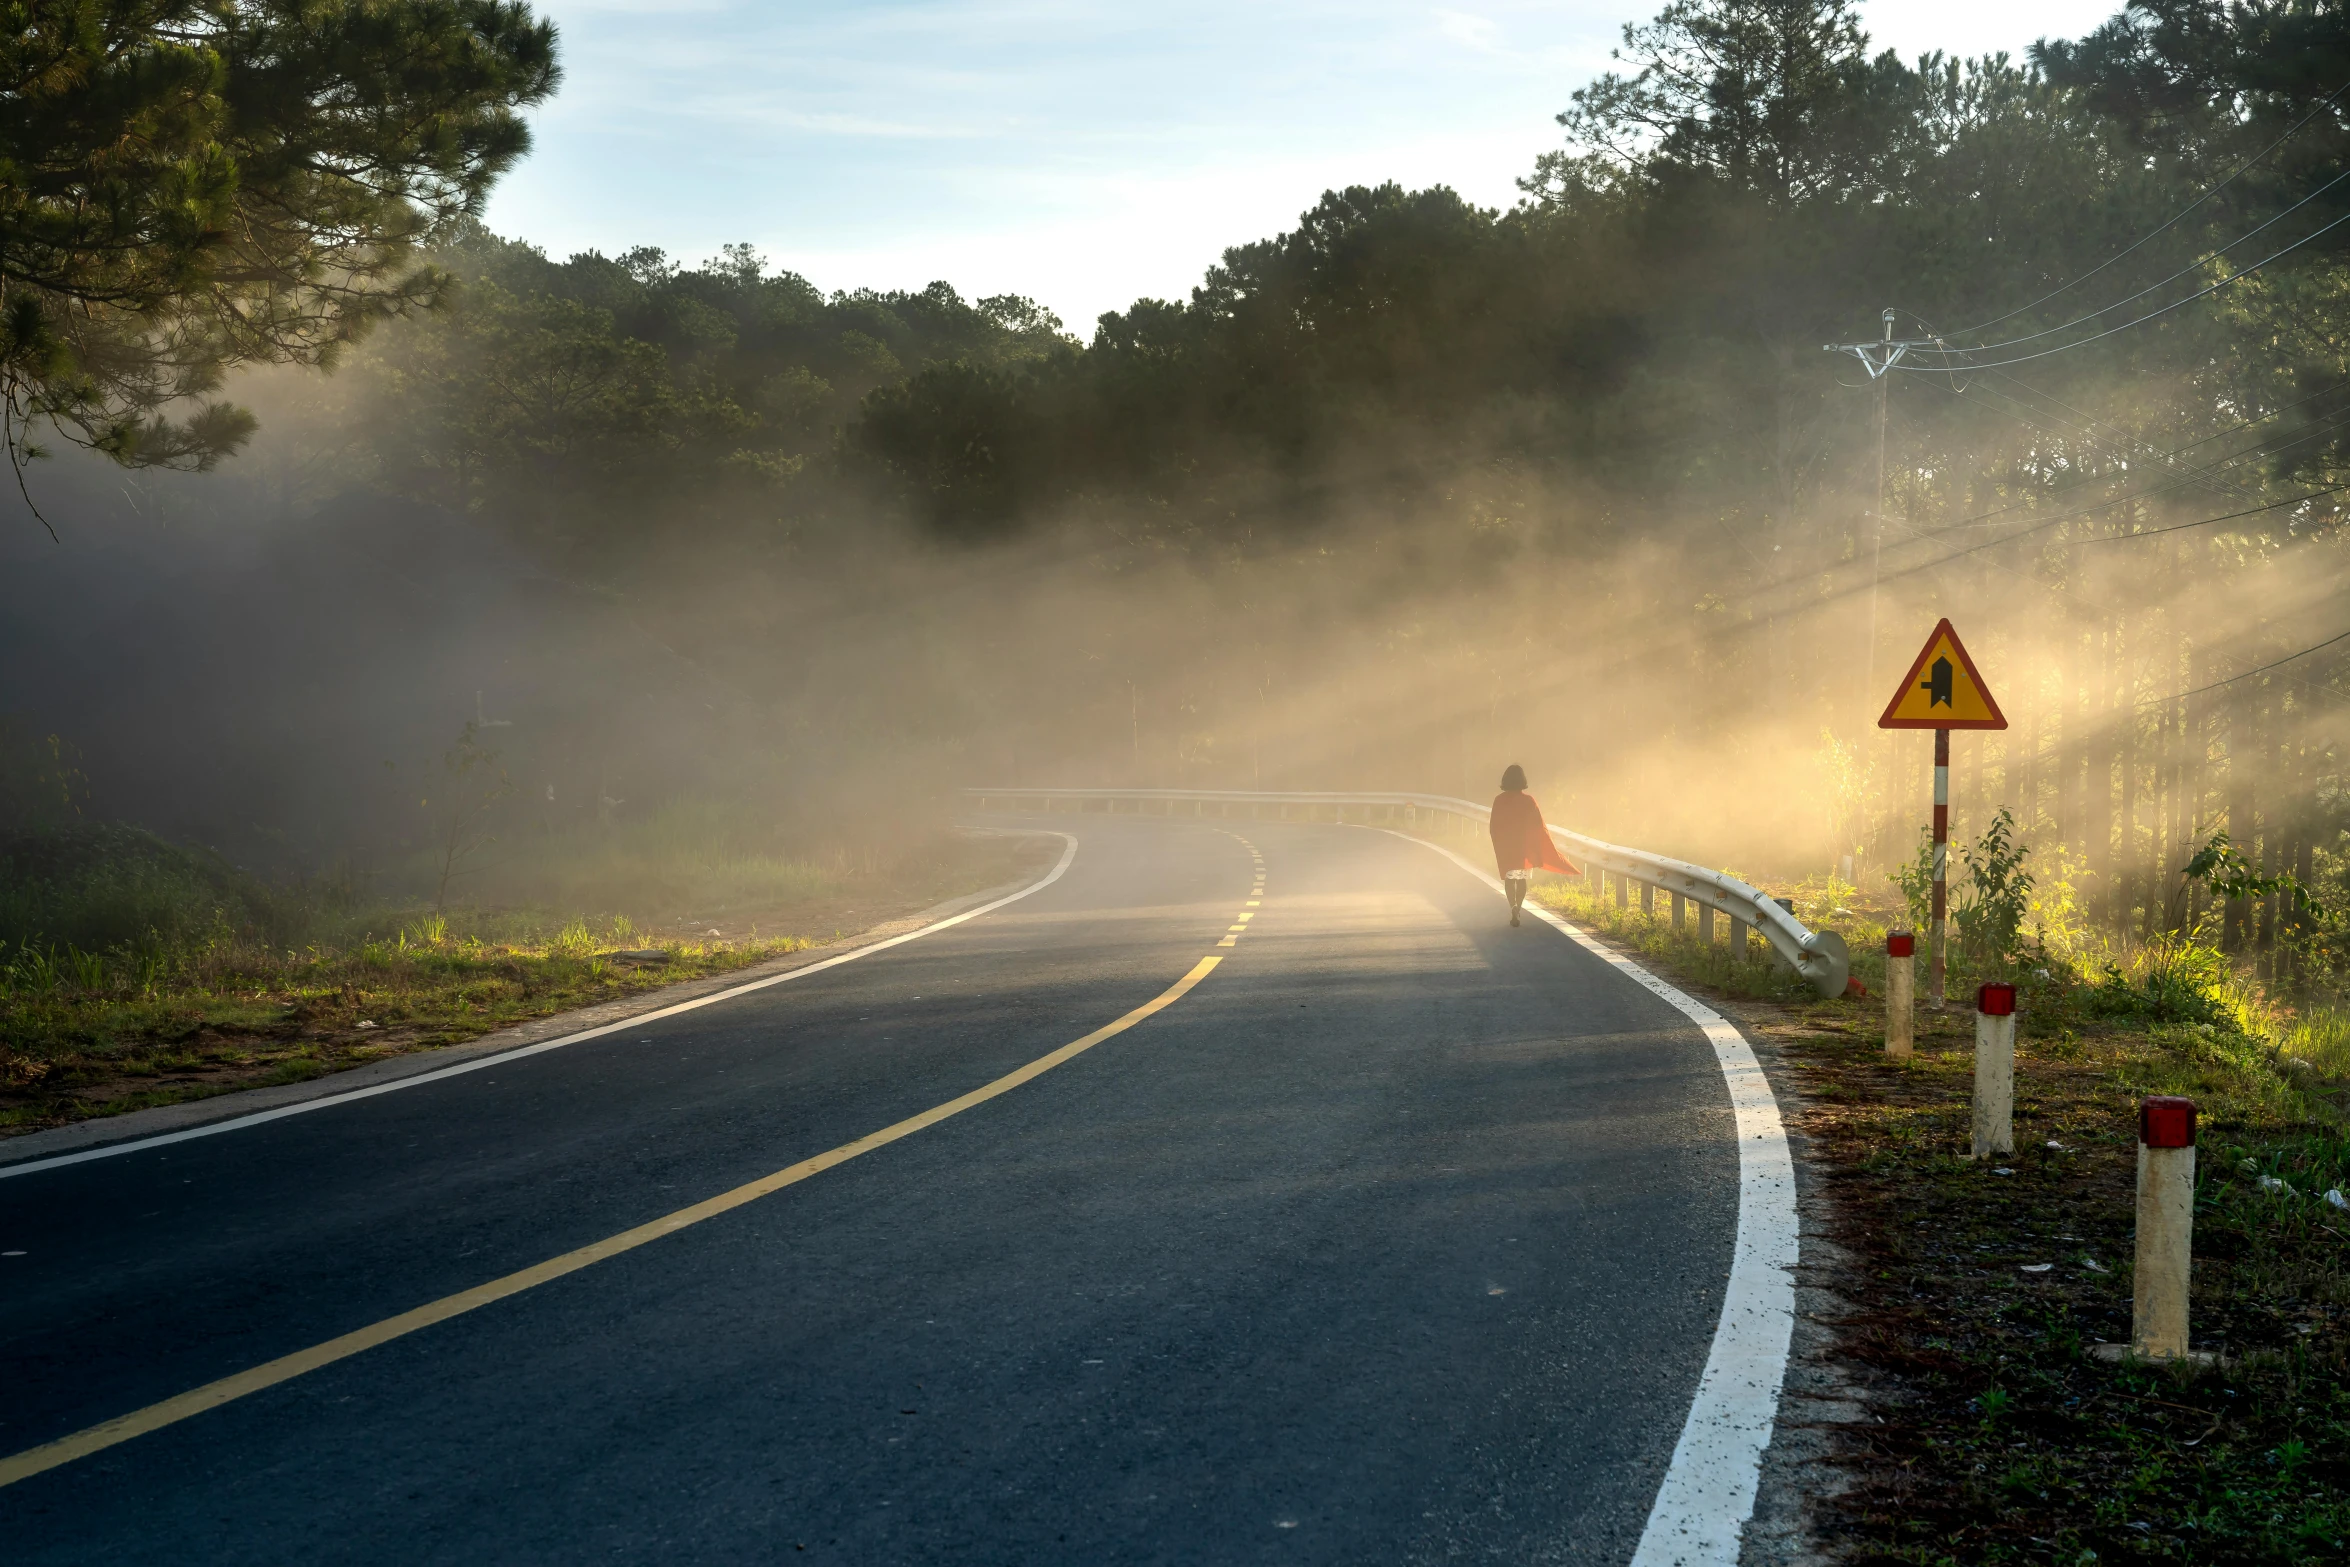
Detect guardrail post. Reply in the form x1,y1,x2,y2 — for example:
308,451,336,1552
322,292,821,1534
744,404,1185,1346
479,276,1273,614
1640,881,1654,916
1730,914,1750,960
1699,902,1715,944
1972,982,2016,1159
1885,932,1915,1057
1614,874,1629,910
1671,890,1685,933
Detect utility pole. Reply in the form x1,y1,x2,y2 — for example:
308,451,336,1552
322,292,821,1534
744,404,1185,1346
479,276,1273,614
1826,310,1939,859
1867,308,1892,705
1824,309,1919,705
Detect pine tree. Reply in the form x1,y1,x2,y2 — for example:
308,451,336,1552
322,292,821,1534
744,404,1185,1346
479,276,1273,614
0,1,559,505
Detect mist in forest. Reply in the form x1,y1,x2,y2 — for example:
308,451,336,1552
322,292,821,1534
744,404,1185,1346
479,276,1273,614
7,0,2350,958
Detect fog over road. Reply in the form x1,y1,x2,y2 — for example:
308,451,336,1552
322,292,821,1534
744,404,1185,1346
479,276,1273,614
0,818,1758,1563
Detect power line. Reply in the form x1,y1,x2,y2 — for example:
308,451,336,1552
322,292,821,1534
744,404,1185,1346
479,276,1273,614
2167,376,2350,458
2071,481,2350,545
1977,369,2266,503
1936,382,2258,513
1885,306,2350,530
2172,626,2350,701
1739,473,2350,628
1934,479,2350,570
1889,393,2350,550
1947,83,2350,339
1903,206,2350,371
1934,167,2350,357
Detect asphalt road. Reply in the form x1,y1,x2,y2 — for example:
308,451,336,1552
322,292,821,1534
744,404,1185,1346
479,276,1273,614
0,817,1745,1564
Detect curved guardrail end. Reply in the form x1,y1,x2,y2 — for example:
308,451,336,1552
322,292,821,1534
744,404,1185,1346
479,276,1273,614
1798,929,1850,1000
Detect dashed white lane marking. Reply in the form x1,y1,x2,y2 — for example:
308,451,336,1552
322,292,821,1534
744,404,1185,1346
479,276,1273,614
1388,831,1795,1567
1,835,1082,1182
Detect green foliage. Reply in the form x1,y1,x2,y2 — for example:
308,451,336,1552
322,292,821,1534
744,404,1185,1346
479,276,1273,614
2282,1006,2350,1080
178,0,2350,675
0,724,87,826
1,1,561,480
2081,933,2236,1028
0,828,1043,1128
2184,830,2329,921
422,721,512,911
1813,728,1873,861
1952,806,2034,968
314,233,1070,556
1545,0,1888,203
1893,825,1934,930
0,821,269,952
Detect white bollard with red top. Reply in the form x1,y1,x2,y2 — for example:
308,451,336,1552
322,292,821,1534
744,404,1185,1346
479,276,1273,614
1884,932,1915,1058
1971,982,2016,1159
2130,1096,2201,1362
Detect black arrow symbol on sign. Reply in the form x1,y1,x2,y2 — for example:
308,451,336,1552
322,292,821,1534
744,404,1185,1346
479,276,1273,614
1920,656,1954,708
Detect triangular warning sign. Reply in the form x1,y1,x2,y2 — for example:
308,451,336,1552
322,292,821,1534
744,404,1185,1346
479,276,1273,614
1879,619,2007,730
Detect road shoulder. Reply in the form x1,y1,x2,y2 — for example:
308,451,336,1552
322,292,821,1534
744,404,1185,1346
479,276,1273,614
1552,916,1866,1567
0,857,1056,1171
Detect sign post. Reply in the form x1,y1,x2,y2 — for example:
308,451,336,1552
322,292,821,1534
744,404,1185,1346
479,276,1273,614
1878,619,2006,1008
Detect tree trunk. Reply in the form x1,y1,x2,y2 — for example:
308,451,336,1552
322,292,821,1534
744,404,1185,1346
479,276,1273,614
2086,622,2115,926
2183,644,2207,936
2058,627,2083,875
2118,614,2140,935
2224,681,2254,953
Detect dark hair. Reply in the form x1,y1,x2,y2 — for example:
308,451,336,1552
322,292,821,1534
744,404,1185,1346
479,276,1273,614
1500,764,1527,792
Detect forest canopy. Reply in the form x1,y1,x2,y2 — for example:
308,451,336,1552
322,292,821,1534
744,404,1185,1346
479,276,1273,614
19,0,2350,967
0,0,560,477
225,0,2350,580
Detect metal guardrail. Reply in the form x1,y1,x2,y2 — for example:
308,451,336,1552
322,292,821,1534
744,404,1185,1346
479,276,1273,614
960,787,1852,999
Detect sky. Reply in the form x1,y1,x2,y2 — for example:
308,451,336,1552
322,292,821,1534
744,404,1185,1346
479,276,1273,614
484,1,2128,332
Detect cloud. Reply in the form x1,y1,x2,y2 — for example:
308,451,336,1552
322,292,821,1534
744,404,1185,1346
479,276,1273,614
486,0,2120,328
1434,9,1505,53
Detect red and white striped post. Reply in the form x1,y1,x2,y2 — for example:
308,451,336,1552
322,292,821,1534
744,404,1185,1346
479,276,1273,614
1930,726,1950,1008
1884,932,1915,1057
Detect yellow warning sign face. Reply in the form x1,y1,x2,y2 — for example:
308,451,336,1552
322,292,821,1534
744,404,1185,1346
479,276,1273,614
1879,618,2007,730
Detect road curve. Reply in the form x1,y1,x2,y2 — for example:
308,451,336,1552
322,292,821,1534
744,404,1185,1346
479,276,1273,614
0,817,1761,1564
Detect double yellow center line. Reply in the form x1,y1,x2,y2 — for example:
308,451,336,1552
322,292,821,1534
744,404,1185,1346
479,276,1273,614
0,934,1243,1490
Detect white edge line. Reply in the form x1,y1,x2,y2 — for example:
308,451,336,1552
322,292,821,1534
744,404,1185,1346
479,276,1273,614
1384,831,1796,1567
1,834,1082,1182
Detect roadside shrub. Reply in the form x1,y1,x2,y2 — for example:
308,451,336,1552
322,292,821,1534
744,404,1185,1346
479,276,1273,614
1953,807,2034,969
0,824,272,952
2282,1007,2350,1080
2083,932,2236,1027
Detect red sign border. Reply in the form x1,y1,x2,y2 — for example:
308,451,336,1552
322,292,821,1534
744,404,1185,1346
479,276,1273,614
1878,618,2008,730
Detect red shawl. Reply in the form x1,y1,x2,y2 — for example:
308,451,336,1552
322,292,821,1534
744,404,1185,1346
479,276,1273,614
1490,790,1577,876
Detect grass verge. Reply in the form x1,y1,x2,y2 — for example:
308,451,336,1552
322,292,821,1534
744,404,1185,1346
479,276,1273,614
1529,876,2350,1566
2,829,1052,1137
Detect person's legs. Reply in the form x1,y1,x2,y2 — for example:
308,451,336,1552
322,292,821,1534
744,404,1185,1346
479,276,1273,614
1505,871,1526,923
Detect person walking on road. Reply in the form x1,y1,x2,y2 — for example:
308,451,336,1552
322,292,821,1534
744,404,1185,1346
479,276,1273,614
1490,764,1578,925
